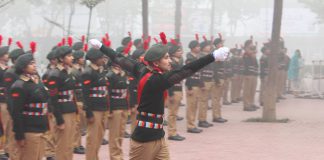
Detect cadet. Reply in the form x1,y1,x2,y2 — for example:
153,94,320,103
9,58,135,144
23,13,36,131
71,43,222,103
82,48,109,160
47,46,77,160
259,46,270,106
89,36,229,160
9,53,49,160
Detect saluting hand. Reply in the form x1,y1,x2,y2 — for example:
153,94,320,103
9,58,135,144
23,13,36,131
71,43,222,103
213,47,229,61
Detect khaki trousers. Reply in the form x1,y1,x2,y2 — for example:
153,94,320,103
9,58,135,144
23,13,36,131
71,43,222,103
186,87,200,129
108,109,128,160
167,91,182,136
7,119,21,160
276,70,286,97
130,105,138,134
0,103,9,154
74,102,86,148
44,113,55,158
129,138,170,160
222,78,230,103
243,75,258,108
212,80,224,119
237,75,244,100
55,113,76,160
231,75,240,101
86,111,107,160
197,82,213,122
18,133,45,160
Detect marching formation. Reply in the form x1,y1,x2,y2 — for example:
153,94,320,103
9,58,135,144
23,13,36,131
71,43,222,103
0,32,289,160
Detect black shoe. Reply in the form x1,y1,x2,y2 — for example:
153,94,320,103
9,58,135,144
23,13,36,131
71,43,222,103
101,139,109,145
212,118,228,123
126,116,132,124
180,103,185,107
0,154,8,160
243,107,257,112
279,96,286,100
260,102,264,106
168,134,185,141
176,116,184,121
252,105,260,109
73,146,85,154
231,100,238,103
208,106,212,110
81,129,86,136
79,145,85,150
124,131,131,138
198,121,210,128
223,101,231,105
163,120,168,126
187,128,203,133
46,157,55,160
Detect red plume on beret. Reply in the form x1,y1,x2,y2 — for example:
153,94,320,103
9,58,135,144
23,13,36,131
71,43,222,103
143,39,149,51
210,35,214,41
123,41,133,55
218,33,222,40
30,41,37,54
83,44,88,52
57,42,63,47
195,33,199,42
0,35,2,46
153,37,159,44
102,37,111,47
81,35,86,44
68,36,73,47
105,33,109,40
61,38,66,45
170,38,177,46
8,37,12,46
202,35,207,42
16,41,24,49
147,36,151,43
128,31,132,38
159,32,167,45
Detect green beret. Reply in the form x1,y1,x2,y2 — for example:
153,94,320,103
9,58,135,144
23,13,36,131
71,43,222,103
144,44,168,62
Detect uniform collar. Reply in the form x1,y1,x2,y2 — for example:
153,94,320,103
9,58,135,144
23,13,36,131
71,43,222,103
20,74,31,82
57,63,65,71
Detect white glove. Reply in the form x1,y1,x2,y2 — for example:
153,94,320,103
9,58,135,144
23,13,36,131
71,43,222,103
212,47,229,61
89,39,102,49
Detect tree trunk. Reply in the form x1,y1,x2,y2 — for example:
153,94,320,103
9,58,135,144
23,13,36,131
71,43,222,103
210,0,215,36
142,0,149,39
262,0,283,121
175,0,182,39
67,0,75,36
86,7,93,43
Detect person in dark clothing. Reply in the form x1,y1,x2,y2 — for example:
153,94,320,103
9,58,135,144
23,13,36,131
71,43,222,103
9,53,49,160
46,46,77,160
81,48,109,160
89,38,229,160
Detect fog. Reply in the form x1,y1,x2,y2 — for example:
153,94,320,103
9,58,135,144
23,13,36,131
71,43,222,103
0,0,323,65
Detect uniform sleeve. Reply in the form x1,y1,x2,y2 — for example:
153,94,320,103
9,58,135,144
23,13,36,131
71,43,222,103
3,72,16,116
47,75,64,125
150,54,215,92
81,72,94,118
100,45,146,79
10,86,26,140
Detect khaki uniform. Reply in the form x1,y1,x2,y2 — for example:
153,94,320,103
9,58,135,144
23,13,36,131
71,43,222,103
129,138,170,160
168,91,182,136
18,133,46,160
242,55,259,109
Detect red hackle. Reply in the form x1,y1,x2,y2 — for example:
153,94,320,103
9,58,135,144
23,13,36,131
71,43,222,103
202,35,207,42
8,37,12,46
128,31,132,38
83,44,88,52
159,32,167,45
195,33,199,41
143,39,149,51
30,41,37,54
105,33,109,40
153,37,159,44
123,41,133,55
81,35,86,44
170,39,177,46
16,41,24,49
68,36,73,47
218,33,222,40
0,35,2,46
61,38,66,45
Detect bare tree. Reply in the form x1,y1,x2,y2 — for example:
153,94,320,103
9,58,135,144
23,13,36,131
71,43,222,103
81,0,105,42
262,0,283,121
142,0,149,39
0,0,12,9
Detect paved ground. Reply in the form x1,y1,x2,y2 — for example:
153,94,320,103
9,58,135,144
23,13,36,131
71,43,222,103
74,95,324,160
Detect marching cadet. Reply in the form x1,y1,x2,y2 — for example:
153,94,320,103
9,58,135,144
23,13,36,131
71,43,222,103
133,38,143,50
197,40,214,128
212,37,228,123
259,46,270,106
47,46,77,160
167,41,186,141
185,40,204,133
222,52,233,106
9,53,49,160
42,50,58,160
277,47,290,100
229,48,241,103
82,48,109,160
71,50,86,154
89,32,229,159
242,40,259,111
3,47,25,160
107,62,129,160
0,42,10,160
129,48,146,133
